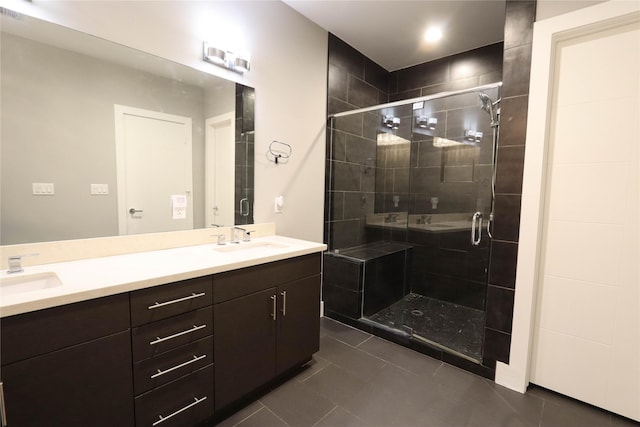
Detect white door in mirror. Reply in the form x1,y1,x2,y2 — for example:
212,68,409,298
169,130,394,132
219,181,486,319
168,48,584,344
115,105,193,235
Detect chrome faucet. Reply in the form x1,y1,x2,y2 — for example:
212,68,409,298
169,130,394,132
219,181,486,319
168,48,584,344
417,215,432,225
384,214,399,223
211,233,226,245
7,253,38,274
232,227,252,243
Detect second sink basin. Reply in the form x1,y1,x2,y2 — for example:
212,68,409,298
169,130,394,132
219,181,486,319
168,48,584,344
1,272,63,297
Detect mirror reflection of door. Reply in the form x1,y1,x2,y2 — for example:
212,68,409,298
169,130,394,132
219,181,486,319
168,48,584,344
114,105,193,235
205,112,235,228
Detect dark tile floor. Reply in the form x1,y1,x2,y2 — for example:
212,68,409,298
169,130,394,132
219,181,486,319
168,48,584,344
367,293,485,361
214,318,638,427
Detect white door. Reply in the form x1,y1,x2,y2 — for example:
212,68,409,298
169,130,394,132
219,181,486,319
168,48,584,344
205,112,235,227
114,105,193,235
529,10,639,421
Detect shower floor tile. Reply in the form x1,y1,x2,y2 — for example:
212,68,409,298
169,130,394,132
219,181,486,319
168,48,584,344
366,293,486,360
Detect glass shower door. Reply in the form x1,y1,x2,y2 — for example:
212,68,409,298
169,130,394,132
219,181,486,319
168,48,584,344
324,84,501,363
400,87,499,361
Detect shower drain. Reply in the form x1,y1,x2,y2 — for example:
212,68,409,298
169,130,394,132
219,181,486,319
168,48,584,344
410,309,424,317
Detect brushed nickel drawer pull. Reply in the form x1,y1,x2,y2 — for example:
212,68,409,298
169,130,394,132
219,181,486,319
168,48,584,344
150,324,207,345
150,354,207,379
152,396,207,426
147,292,206,310
270,294,277,320
280,291,287,317
0,381,7,427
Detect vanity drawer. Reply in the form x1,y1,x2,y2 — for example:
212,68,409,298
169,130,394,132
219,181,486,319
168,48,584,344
131,276,213,327
213,253,321,303
133,336,213,395
1,293,130,365
132,306,213,361
135,364,214,427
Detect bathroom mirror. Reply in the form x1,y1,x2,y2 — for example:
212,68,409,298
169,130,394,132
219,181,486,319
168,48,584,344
0,12,255,245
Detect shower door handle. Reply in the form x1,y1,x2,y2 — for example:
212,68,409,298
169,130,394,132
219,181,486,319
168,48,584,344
471,212,483,246
240,198,249,217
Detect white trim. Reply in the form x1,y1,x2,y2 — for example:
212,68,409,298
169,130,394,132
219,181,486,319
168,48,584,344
495,0,640,393
114,105,193,235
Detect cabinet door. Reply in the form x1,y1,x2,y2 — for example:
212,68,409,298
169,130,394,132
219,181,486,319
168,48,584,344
214,288,277,410
2,331,134,427
276,275,321,374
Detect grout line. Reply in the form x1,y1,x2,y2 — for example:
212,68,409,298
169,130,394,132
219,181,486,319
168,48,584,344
538,400,546,427
301,360,332,383
432,362,445,377
261,404,293,427
356,335,374,347
484,378,531,423
231,404,266,427
311,405,339,427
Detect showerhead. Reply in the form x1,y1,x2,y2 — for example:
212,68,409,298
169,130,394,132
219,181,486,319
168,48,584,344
478,92,500,127
479,92,493,113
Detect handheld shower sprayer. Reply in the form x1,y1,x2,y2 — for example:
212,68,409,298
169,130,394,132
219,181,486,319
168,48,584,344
478,92,501,128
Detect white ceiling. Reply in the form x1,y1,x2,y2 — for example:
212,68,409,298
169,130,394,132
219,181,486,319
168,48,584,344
283,0,506,72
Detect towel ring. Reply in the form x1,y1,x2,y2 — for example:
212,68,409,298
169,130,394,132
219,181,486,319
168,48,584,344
268,140,292,164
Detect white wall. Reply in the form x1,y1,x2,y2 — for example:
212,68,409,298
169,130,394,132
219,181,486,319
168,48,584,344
2,0,328,243
535,0,607,21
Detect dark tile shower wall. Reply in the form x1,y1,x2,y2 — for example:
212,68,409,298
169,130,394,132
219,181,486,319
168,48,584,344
326,34,389,250
483,0,536,368
235,84,255,225
325,35,503,251
388,43,504,101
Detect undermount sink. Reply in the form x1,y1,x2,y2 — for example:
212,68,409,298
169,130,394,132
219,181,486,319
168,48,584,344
1,272,63,297
213,241,289,254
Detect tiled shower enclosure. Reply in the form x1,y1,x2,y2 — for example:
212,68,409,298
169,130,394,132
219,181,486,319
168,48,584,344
324,84,501,364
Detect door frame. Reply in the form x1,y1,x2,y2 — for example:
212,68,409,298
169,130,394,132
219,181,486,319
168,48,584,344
114,105,193,235
495,1,640,393
205,112,235,228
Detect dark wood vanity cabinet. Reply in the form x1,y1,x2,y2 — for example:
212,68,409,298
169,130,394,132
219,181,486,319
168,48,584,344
130,276,215,427
0,251,322,426
213,253,321,410
0,294,134,427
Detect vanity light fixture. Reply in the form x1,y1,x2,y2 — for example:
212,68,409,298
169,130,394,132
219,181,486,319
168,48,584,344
203,42,251,74
416,116,437,130
383,116,400,130
233,56,250,73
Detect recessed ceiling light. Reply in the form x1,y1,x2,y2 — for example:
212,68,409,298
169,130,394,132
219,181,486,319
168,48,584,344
424,28,443,43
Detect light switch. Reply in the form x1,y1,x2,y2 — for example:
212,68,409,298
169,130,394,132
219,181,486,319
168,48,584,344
91,184,109,195
32,183,55,195
274,195,284,213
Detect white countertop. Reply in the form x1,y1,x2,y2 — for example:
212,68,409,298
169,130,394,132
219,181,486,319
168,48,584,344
0,236,326,317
